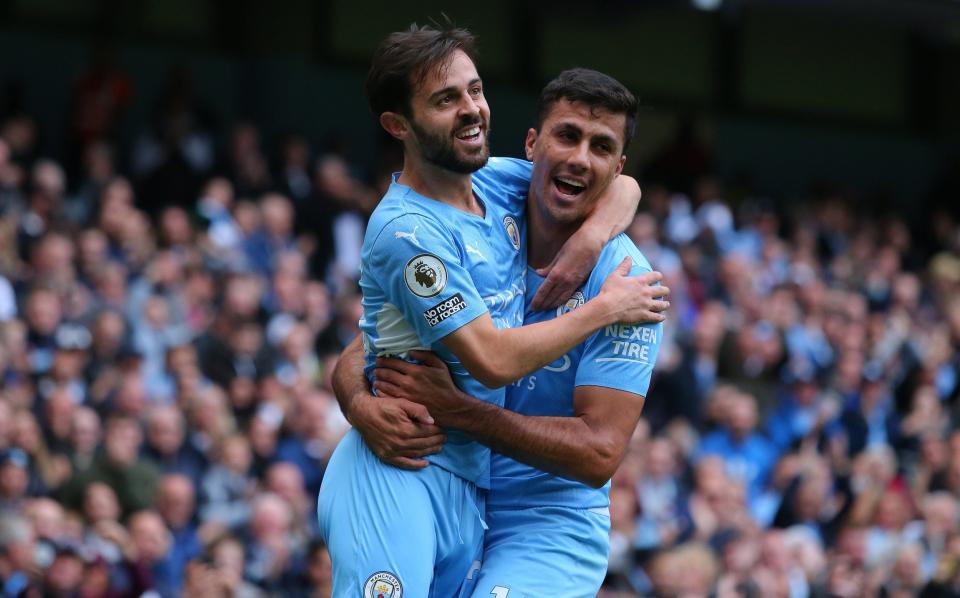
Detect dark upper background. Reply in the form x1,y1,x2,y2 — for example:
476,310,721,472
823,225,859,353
1,0,958,217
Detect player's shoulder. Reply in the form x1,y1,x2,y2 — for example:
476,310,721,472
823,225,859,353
366,197,455,254
474,157,532,194
597,233,653,274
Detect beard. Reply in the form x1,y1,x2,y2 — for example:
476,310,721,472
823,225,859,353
409,115,490,174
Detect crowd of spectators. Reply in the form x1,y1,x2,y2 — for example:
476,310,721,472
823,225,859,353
600,174,960,596
1,63,959,598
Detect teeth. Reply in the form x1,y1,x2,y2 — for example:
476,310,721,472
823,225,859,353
457,126,481,139
556,177,585,189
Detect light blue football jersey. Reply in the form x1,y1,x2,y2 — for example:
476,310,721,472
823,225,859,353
488,234,663,509
359,157,532,488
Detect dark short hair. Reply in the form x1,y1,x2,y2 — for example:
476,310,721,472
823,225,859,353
366,23,478,118
536,68,638,152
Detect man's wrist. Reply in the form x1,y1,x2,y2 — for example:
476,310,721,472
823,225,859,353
347,392,374,428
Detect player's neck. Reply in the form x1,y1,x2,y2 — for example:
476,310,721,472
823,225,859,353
526,195,581,270
398,156,482,216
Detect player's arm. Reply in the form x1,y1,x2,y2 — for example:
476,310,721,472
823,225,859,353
531,174,641,310
442,257,666,388
331,336,445,470
374,352,644,488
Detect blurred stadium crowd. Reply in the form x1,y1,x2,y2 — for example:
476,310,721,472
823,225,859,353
0,62,959,598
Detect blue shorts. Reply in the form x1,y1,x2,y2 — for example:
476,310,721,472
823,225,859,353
469,506,610,598
318,429,487,597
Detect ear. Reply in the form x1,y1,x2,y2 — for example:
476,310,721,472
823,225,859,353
380,112,409,141
615,154,626,176
524,128,538,161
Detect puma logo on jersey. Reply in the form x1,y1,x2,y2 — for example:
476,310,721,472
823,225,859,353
394,226,419,245
465,242,485,261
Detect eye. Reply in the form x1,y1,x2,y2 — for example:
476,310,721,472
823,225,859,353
438,95,453,106
594,143,612,154
470,86,482,97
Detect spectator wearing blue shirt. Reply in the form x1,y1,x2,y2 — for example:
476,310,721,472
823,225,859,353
155,474,202,594
699,391,779,505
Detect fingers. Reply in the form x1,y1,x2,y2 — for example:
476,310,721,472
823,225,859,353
534,254,559,278
392,433,446,452
373,379,407,399
649,299,671,313
375,356,418,375
530,279,559,312
407,350,446,369
398,398,435,425
614,255,633,275
635,270,664,285
653,285,671,299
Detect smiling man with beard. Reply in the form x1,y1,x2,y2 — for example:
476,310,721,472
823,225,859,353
317,25,668,598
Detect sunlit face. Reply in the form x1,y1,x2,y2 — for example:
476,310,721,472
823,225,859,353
403,50,491,174
526,98,626,225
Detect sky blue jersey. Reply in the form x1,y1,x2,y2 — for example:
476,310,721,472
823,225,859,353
488,234,663,509
358,157,532,488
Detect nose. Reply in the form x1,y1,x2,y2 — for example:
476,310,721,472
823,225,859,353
567,141,590,173
458,92,481,119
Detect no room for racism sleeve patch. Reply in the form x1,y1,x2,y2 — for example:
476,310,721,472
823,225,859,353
423,293,467,327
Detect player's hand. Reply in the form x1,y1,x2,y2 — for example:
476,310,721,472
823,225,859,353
531,226,602,311
350,392,445,470
598,258,670,324
374,351,462,426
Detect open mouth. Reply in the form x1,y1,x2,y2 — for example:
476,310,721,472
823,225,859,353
455,125,482,143
553,176,586,196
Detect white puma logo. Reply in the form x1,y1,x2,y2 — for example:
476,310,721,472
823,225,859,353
394,225,419,244
465,242,485,261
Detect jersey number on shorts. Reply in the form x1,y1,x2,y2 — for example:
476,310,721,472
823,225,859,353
491,587,510,598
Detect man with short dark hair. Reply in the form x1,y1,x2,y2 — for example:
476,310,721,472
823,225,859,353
319,25,666,598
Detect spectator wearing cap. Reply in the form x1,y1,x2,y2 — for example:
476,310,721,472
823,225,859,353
36,322,91,404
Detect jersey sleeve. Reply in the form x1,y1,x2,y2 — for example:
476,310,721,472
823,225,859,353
368,213,489,346
474,157,532,216
574,237,662,396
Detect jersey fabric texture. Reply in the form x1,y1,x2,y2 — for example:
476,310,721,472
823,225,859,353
471,234,663,598
319,158,532,598
359,157,530,487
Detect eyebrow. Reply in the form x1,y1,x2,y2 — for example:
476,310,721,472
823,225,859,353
553,121,619,147
428,78,482,103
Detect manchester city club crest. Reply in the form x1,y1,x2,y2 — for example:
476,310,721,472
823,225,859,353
404,253,447,298
556,291,586,317
364,571,403,598
503,215,521,251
